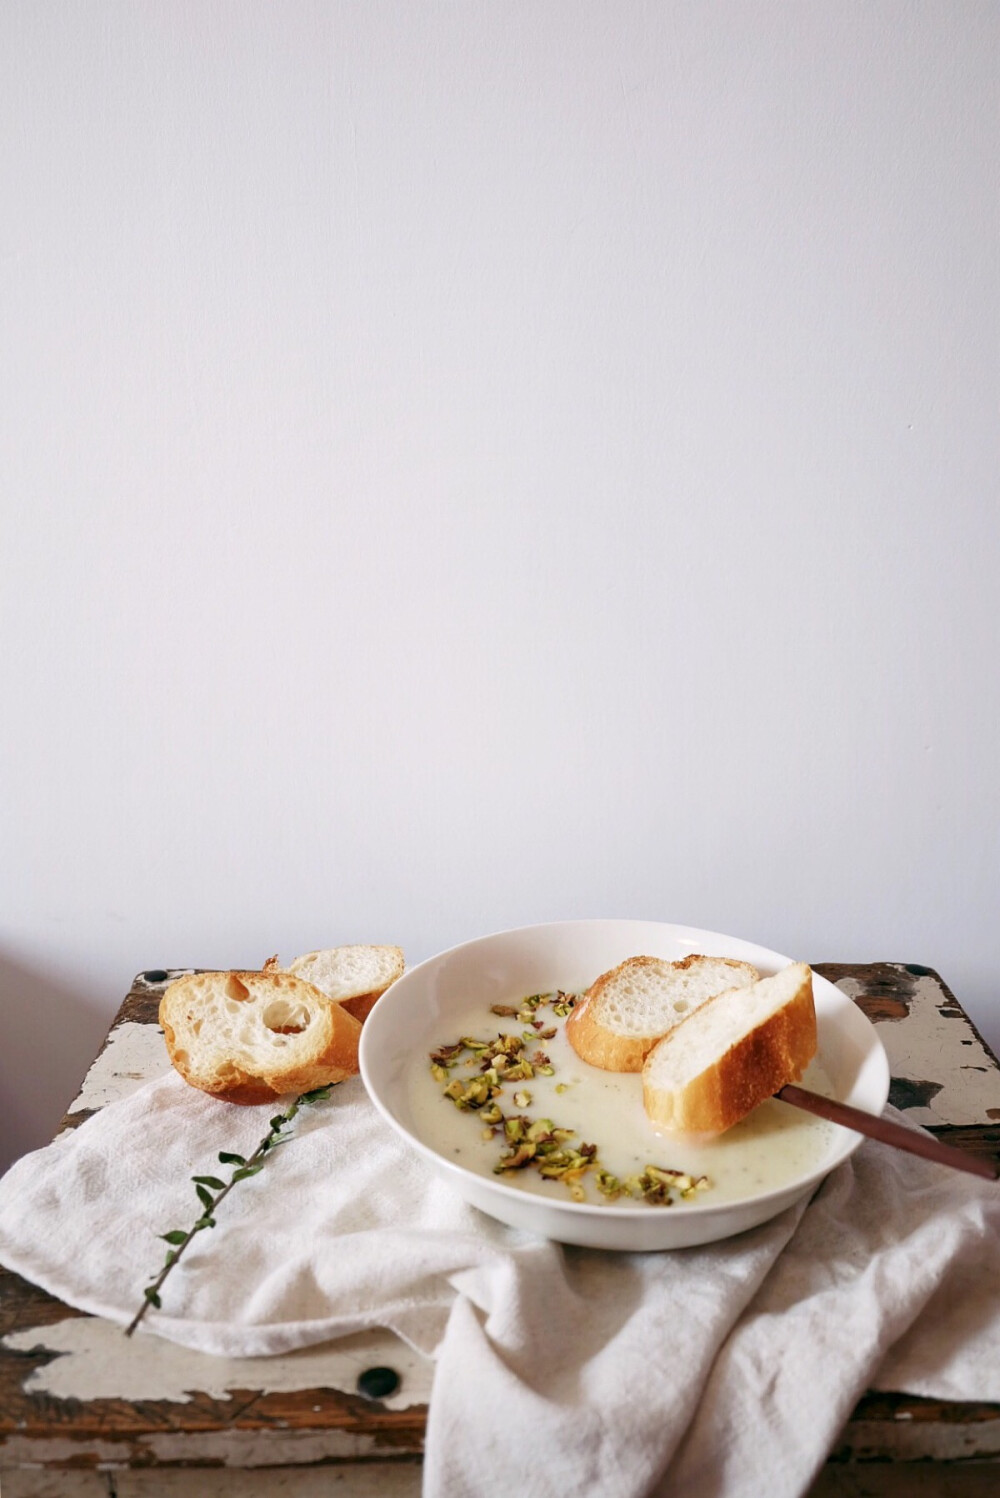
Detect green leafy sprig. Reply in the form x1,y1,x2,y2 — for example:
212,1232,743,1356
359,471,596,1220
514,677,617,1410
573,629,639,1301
125,1085,333,1337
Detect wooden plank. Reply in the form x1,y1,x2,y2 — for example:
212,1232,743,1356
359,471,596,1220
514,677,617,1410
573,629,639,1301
807,1464,1000,1497
2,1468,424,1497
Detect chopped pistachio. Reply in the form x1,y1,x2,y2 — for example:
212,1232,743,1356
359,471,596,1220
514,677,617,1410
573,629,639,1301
595,1169,622,1198
495,1142,537,1171
646,1166,690,1189
429,1041,465,1064
432,994,713,1208
504,1058,534,1082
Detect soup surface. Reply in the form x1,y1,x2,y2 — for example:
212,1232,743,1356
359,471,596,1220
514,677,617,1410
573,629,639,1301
407,990,841,1208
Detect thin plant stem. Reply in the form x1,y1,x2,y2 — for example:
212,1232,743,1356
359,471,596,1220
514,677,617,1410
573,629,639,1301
125,1087,330,1337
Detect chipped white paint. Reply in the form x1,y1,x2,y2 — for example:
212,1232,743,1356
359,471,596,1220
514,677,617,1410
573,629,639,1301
3,1317,431,1410
65,1023,173,1115
834,973,1000,1127
137,1428,387,1465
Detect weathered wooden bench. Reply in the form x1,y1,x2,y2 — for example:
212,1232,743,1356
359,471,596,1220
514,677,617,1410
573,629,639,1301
2,962,999,1496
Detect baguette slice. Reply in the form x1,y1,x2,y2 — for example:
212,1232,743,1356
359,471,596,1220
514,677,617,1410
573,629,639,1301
160,970,362,1105
642,962,817,1134
287,944,405,1024
566,954,759,1072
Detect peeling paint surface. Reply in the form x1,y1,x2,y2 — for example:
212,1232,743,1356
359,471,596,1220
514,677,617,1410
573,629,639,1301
3,1318,431,1409
833,974,1000,1127
66,1023,173,1114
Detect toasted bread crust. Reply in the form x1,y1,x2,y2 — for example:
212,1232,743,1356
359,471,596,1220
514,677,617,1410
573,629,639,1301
642,966,816,1133
159,970,361,1105
335,988,385,1024
565,1004,650,1072
288,946,404,1024
566,954,758,1072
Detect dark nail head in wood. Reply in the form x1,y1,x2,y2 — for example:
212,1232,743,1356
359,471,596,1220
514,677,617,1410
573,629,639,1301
357,1366,400,1400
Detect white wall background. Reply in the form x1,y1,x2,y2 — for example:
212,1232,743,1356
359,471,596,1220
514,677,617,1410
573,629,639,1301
2,2,998,1174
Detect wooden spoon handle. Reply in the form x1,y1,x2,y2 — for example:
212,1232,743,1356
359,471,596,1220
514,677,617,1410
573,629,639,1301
776,1084,999,1182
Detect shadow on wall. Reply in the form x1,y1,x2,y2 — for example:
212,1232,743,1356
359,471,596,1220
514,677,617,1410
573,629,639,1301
0,949,111,1176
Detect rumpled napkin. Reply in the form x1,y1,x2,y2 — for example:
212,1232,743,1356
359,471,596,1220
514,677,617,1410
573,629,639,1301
1,1070,998,1498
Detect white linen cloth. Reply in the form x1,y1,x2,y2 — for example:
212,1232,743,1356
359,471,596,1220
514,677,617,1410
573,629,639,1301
0,1070,998,1498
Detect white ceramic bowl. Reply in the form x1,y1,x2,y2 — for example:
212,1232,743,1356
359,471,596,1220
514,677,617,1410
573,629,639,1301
360,920,890,1251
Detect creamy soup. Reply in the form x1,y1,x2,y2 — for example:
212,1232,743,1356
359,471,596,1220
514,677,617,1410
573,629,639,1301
407,991,841,1207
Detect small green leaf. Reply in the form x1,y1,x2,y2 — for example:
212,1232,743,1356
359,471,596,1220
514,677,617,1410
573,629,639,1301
300,1085,333,1105
160,1230,188,1246
194,1215,216,1230
195,1184,214,1209
191,1175,225,1190
270,1115,287,1131
164,1250,178,1268
232,1164,264,1180
218,1151,246,1165
144,1288,162,1307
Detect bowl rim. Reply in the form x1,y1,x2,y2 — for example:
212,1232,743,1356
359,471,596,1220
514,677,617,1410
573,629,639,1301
359,918,891,1224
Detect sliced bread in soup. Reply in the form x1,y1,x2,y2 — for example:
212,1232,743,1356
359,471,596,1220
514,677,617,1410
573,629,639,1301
641,961,817,1134
566,953,759,1072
